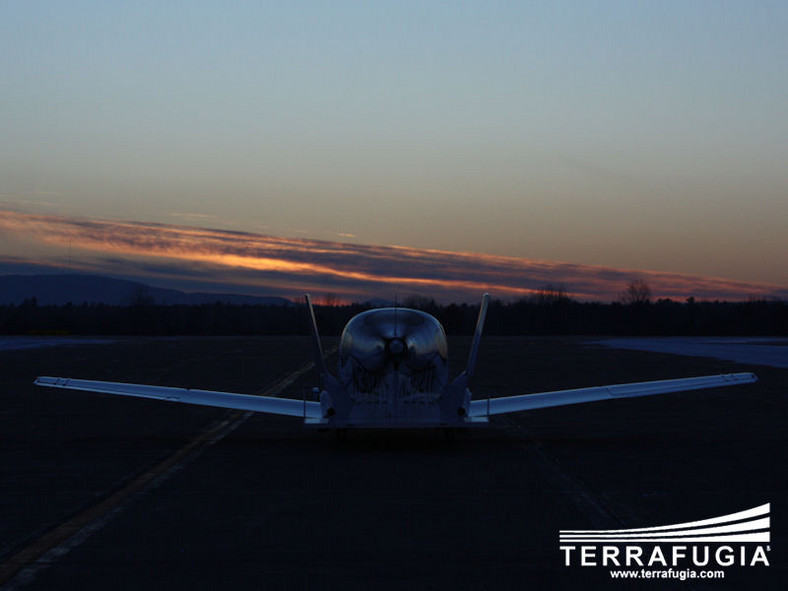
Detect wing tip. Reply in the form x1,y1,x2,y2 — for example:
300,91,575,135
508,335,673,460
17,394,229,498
35,376,59,387
729,372,758,384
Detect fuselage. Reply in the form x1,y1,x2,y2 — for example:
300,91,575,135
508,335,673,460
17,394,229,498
330,308,452,425
339,307,448,398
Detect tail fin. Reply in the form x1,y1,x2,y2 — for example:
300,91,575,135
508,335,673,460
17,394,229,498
465,293,489,380
305,294,351,422
305,294,328,387
439,293,489,422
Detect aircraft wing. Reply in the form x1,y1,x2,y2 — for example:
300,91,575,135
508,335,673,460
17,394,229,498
468,372,757,417
35,376,323,419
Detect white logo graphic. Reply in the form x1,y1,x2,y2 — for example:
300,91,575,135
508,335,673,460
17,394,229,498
560,503,770,544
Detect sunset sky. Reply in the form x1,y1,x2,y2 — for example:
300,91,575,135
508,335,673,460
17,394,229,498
2,2,786,303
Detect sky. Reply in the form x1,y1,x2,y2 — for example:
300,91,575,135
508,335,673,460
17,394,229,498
2,2,787,303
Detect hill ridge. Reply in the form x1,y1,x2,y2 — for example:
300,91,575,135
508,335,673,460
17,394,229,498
0,274,291,306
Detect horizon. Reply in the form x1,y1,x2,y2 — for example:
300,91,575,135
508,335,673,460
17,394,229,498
1,210,785,305
1,270,786,307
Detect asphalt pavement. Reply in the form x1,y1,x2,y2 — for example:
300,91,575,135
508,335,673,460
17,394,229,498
1,336,784,590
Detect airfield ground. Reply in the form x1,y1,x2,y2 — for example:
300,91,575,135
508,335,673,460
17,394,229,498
0,336,785,590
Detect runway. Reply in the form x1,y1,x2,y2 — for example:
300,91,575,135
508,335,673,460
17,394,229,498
1,336,785,589
594,337,788,369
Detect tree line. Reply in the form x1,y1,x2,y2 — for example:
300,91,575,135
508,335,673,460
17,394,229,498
1,292,785,336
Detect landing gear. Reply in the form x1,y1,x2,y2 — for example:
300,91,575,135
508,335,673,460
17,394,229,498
335,428,348,443
443,428,456,443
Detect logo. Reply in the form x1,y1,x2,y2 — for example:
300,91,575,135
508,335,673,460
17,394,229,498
559,503,771,581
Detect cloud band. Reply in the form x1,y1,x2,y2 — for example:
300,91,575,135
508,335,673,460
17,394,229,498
1,210,784,303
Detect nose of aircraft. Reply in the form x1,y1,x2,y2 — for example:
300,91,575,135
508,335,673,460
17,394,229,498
338,307,450,394
386,337,406,356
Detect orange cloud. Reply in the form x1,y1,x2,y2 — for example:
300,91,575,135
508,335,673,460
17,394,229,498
1,210,785,303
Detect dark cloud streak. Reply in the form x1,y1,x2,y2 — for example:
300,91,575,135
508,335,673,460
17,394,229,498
1,210,785,303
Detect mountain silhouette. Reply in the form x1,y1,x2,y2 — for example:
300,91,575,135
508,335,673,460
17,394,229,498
0,275,291,306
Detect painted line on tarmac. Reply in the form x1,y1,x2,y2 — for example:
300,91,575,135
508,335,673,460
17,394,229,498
499,415,626,530
497,416,712,591
0,357,326,590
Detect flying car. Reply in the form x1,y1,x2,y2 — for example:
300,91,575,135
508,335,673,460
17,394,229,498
35,294,757,434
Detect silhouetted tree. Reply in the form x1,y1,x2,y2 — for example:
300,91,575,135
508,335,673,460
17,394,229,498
1,296,785,336
319,293,340,307
127,285,155,307
620,279,652,305
403,295,438,313
534,283,572,305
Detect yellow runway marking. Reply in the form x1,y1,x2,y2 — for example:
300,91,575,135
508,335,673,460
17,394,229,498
0,358,323,588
